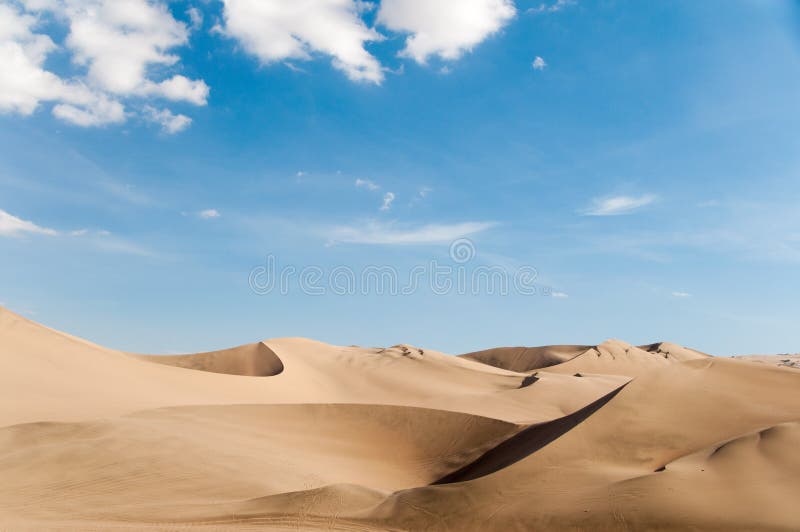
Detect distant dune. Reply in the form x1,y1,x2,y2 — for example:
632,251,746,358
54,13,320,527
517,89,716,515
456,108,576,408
1,306,799,530
732,353,800,369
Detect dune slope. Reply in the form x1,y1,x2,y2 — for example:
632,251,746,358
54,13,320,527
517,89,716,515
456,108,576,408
1,306,798,531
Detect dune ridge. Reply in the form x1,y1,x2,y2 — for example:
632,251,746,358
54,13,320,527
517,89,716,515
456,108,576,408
1,305,799,531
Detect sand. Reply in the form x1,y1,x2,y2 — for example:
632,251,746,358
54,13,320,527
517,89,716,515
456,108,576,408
732,353,800,369
1,306,798,531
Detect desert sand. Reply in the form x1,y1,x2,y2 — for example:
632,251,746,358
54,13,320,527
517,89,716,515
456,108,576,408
1,306,799,531
732,353,800,370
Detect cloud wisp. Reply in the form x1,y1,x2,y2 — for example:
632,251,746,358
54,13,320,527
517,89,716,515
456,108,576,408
380,192,396,211
0,208,58,237
326,220,496,245
527,0,576,14
199,209,221,219
582,194,657,216
0,208,153,255
355,178,380,190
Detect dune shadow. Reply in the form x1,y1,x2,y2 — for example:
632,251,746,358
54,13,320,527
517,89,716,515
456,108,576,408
460,345,593,372
432,384,628,484
135,342,284,377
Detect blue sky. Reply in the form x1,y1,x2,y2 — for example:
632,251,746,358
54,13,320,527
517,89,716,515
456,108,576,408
2,0,800,356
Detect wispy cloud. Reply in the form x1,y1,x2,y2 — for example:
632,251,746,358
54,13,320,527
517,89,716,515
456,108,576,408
327,220,496,245
380,192,396,211
186,7,203,30
671,291,692,298
532,56,547,70
410,186,433,206
355,178,379,190
582,194,657,216
199,209,221,219
0,208,154,255
0,209,58,237
527,0,576,14
551,291,569,298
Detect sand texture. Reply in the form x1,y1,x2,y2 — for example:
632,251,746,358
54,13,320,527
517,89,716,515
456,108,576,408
1,306,799,531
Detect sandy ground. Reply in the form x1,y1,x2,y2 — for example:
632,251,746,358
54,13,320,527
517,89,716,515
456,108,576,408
1,306,799,531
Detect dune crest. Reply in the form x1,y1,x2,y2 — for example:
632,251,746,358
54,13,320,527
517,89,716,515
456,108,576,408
1,306,799,531
135,342,284,376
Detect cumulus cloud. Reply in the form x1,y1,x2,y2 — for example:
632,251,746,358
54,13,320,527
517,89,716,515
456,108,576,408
380,191,396,211
0,3,116,122
0,208,58,237
583,194,657,216
377,0,516,63
52,95,126,126
355,178,379,190
144,105,192,134
0,0,207,129
220,0,384,83
531,56,546,70
327,220,496,245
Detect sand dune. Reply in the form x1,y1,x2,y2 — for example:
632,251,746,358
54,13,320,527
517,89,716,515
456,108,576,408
1,305,798,530
135,342,285,376
732,353,800,369
459,344,591,371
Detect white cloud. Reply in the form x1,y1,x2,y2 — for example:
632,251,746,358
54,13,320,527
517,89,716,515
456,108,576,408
377,0,516,64
186,7,203,30
0,208,58,237
52,95,126,126
56,0,199,98
527,0,575,14
380,191,396,211
355,178,379,190
220,0,384,84
0,3,116,122
551,291,568,298
199,208,221,219
144,105,192,134
671,291,692,298
0,1,207,130
532,56,546,70
327,220,496,245
583,194,657,216
141,75,209,106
